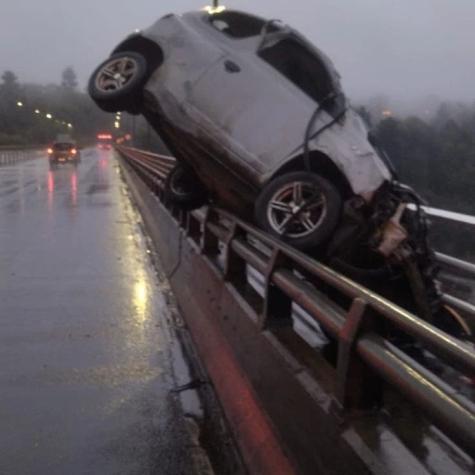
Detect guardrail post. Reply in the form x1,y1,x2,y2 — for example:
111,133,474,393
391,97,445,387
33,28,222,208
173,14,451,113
154,178,163,200
260,249,293,330
201,208,220,256
178,209,188,228
186,212,202,244
334,298,382,412
223,222,247,286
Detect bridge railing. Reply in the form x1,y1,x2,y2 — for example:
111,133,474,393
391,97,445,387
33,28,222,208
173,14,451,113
421,205,475,227
115,144,475,459
0,146,44,165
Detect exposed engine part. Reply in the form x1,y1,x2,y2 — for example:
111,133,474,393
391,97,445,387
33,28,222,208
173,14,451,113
376,202,408,257
396,244,435,323
327,182,447,330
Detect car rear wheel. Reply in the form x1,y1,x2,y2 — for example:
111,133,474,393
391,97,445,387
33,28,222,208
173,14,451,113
88,52,148,114
164,164,208,210
255,172,342,250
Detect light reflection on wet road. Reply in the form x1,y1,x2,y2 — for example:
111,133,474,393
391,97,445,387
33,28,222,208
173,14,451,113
0,150,197,474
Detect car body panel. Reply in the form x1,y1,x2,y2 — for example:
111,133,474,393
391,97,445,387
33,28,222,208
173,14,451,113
134,10,391,197
285,109,392,194
142,14,225,105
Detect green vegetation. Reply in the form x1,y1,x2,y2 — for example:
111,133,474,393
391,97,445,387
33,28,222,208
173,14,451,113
0,68,167,153
363,103,475,215
0,69,112,146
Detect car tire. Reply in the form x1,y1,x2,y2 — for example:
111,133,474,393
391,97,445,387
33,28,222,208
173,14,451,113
164,164,208,210
88,52,148,113
255,171,341,250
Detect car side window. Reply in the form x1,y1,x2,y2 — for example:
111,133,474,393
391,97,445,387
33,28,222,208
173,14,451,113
258,38,335,106
209,12,265,38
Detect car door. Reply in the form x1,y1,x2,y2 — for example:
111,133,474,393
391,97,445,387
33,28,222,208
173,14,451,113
187,49,315,176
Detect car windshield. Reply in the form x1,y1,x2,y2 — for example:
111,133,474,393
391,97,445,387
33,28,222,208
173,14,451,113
258,37,344,116
53,143,74,150
208,11,266,38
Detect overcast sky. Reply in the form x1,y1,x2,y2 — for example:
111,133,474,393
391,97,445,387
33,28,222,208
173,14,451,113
1,0,474,102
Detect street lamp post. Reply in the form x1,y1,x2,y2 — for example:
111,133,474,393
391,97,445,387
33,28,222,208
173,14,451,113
213,0,218,7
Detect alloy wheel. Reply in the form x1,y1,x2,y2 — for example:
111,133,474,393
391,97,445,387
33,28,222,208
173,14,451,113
95,57,139,93
267,181,327,238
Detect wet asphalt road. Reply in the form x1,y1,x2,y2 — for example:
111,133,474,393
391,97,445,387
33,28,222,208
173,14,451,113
0,150,200,475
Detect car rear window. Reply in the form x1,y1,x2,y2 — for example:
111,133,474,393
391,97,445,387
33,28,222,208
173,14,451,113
53,143,74,150
209,11,265,38
259,38,336,108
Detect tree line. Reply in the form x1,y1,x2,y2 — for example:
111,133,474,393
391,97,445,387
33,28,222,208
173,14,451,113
0,68,112,146
359,102,475,215
0,68,167,152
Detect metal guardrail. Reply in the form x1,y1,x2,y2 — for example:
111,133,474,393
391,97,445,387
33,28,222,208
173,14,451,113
423,206,475,227
408,202,475,226
0,148,43,165
437,252,475,277
435,253,475,319
115,145,475,460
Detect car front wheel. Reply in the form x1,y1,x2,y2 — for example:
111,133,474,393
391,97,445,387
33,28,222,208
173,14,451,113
88,52,148,114
255,171,342,250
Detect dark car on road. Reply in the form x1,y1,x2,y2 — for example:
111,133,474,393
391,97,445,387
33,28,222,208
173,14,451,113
48,135,80,168
89,8,471,338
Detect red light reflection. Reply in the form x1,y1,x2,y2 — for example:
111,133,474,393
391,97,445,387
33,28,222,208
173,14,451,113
47,170,55,211
70,171,77,206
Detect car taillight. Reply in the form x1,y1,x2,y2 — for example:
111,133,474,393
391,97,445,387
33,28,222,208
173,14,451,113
71,148,77,155
47,148,53,154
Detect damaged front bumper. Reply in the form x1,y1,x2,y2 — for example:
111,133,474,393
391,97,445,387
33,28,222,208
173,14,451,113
326,182,446,326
